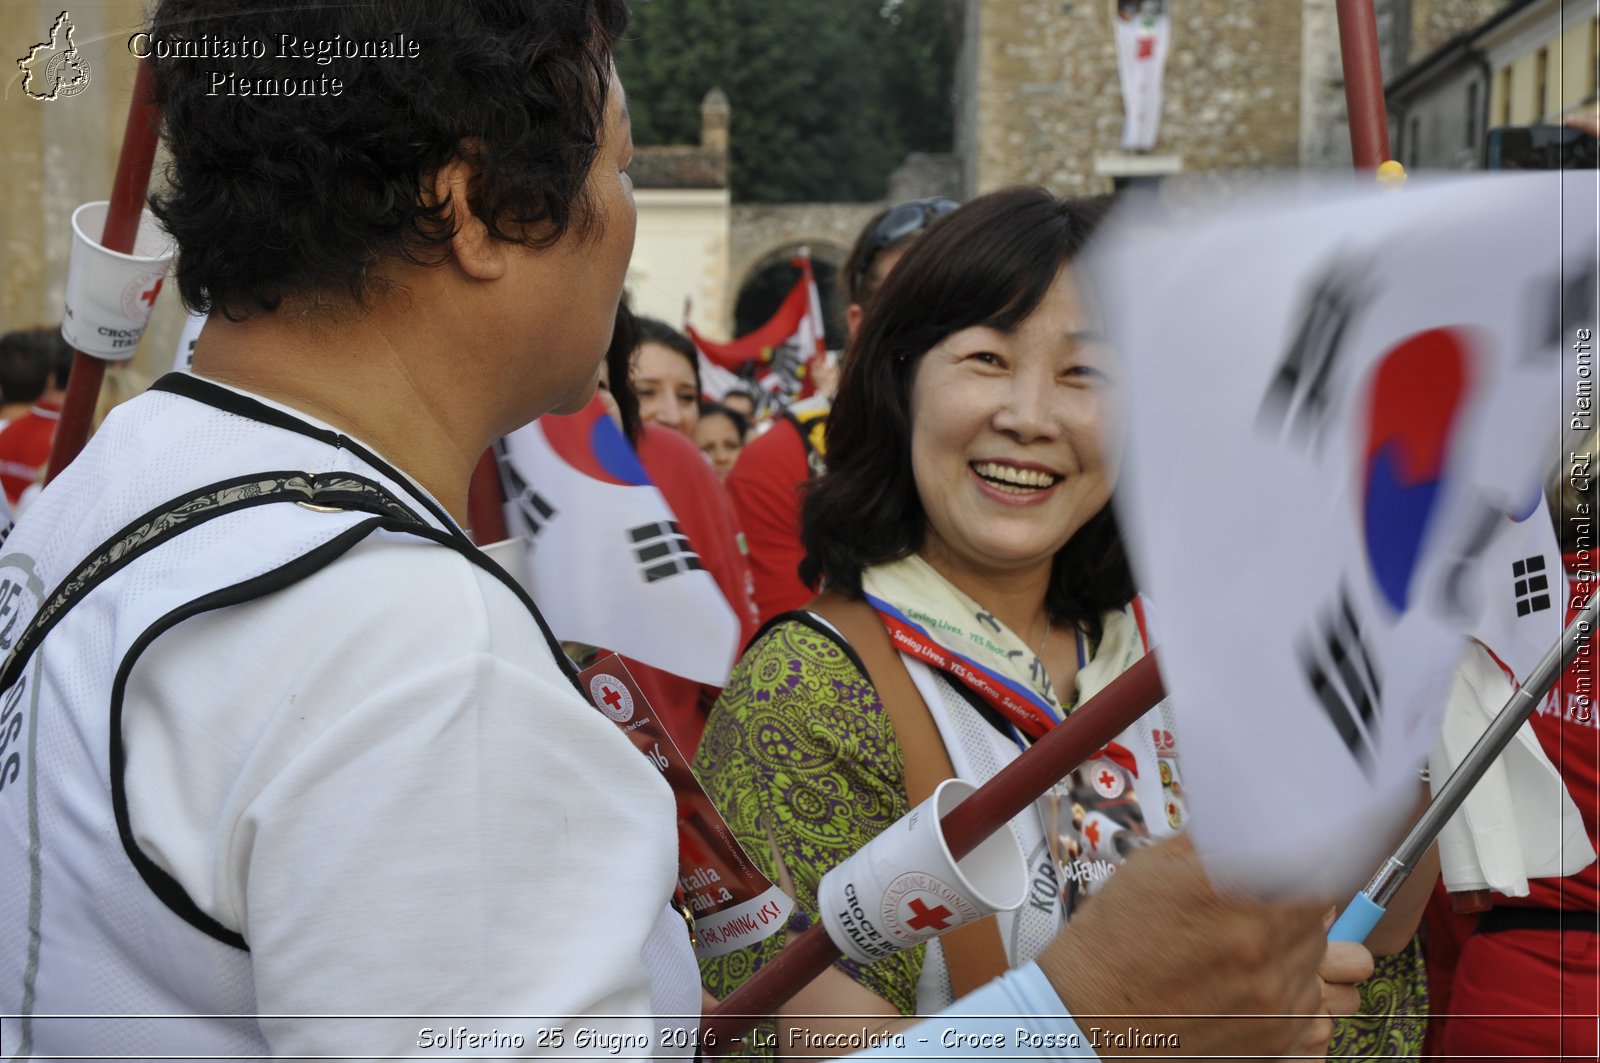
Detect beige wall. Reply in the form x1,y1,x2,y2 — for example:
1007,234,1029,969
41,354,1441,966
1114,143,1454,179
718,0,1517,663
1487,0,1599,126
627,189,731,336
2,1,183,378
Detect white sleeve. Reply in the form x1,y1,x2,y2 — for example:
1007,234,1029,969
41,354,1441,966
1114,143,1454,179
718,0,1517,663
847,962,1098,1061
124,538,682,1056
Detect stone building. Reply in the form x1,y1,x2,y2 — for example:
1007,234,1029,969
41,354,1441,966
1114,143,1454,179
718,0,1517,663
1386,0,1597,172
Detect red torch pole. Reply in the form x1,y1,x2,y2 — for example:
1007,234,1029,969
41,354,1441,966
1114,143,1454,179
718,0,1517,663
45,58,162,484
1335,0,1393,169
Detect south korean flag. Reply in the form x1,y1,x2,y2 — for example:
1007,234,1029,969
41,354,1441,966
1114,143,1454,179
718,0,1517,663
1090,171,1591,896
497,399,741,686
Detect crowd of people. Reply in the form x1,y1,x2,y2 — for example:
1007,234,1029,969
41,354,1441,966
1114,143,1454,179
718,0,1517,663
0,0,1592,1059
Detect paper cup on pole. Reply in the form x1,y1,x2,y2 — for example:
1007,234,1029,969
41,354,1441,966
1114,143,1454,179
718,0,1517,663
817,778,1027,964
61,201,175,361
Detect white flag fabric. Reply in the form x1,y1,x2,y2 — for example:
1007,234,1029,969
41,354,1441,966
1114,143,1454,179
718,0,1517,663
498,399,740,686
1112,1,1172,152
1430,642,1594,896
1088,172,1596,896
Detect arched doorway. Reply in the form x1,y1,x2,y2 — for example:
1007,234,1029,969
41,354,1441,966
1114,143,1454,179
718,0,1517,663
733,244,849,350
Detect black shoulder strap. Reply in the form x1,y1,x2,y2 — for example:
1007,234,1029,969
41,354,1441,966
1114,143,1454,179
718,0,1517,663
0,471,425,695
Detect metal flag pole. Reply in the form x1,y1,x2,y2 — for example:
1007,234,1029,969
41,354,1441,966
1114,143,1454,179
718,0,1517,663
701,654,1166,1050
44,58,161,484
1329,598,1598,942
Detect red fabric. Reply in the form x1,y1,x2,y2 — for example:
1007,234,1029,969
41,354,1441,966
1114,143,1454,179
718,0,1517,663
1434,556,1599,1059
1498,558,1599,913
0,403,60,505
686,257,821,370
1422,880,1480,1058
724,418,814,624
1438,926,1598,1060
623,425,758,757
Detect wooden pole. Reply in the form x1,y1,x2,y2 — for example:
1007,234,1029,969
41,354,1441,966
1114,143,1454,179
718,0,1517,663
45,58,162,484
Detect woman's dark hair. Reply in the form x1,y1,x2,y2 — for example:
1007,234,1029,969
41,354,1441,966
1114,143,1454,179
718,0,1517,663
604,301,643,445
697,401,748,441
633,316,701,395
801,186,1133,639
147,0,631,320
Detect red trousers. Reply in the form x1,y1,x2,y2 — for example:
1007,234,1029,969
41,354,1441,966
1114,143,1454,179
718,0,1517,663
1438,926,1598,1061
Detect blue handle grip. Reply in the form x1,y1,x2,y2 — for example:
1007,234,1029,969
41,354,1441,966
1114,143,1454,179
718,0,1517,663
1328,892,1386,943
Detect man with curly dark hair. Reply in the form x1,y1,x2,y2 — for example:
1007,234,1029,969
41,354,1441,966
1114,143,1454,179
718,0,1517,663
0,3,1349,1060
0,1,664,1056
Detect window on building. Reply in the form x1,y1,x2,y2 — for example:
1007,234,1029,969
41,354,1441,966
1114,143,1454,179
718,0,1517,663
1466,82,1478,149
1590,19,1598,99
1499,67,1513,125
1535,48,1548,120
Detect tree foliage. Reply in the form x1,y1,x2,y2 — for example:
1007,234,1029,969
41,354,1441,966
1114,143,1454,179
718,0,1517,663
615,0,954,203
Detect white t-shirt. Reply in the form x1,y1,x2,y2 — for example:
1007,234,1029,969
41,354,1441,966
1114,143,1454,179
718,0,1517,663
0,375,697,1057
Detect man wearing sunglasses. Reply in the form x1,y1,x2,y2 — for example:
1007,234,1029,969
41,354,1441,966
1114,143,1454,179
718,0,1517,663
727,198,958,622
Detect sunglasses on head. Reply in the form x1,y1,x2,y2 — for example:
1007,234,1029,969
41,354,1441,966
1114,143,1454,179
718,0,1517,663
854,197,959,288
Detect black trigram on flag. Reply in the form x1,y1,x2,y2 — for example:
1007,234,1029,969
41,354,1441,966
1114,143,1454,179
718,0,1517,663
1258,259,1374,445
1298,587,1383,781
629,521,704,583
1513,555,1552,616
494,441,557,537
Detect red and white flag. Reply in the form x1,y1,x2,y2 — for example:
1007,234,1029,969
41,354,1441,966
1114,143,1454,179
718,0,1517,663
686,254,827,409
1112,0,1172,152
497,399,741,686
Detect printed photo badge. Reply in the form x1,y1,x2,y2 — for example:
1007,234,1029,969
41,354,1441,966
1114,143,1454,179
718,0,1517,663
61,201,175,360
578,655,792,959
816,778,1027,964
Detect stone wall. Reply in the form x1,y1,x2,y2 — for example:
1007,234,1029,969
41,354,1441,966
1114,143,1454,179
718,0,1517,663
726,203,883,299
1,0,183,377
957,0,1307,197
1409,0,1515,63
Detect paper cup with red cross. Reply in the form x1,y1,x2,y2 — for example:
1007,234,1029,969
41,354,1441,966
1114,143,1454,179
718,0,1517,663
816,778,1027,964
61,201,175,361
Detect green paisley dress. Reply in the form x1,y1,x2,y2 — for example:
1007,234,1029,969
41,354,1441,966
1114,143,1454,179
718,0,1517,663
693,618,1426,1060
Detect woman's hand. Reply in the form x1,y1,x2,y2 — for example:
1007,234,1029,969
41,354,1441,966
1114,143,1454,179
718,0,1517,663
1283,934,1374,1059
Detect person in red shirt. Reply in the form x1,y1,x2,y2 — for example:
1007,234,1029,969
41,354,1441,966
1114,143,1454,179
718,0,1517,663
0,328,70,506
1436,438,1599,1061
726,198,957,623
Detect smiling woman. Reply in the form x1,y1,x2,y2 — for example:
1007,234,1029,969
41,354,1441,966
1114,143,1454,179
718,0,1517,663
694,188,1160,1054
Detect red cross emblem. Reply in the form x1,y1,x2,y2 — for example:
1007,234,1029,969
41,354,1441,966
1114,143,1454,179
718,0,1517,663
905,897,954,931
1097,770,1116,790
1136,37,1155,59
140,278,163,308
1084,820,1102,849
600,686,623,712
